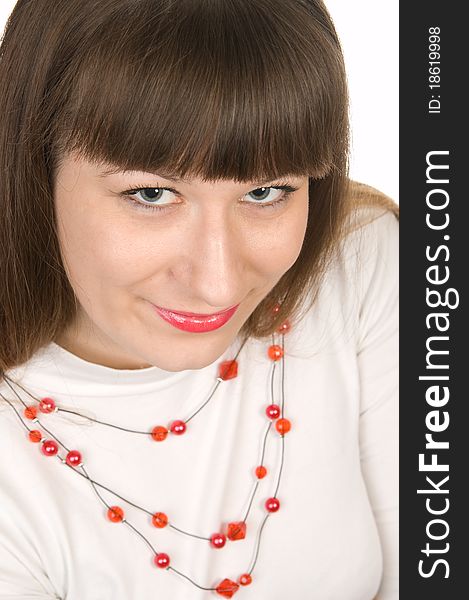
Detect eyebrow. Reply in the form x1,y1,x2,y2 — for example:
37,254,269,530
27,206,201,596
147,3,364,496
97,166,191,183
97,166,301,186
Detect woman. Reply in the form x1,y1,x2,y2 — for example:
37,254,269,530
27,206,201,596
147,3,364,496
0,1,398,599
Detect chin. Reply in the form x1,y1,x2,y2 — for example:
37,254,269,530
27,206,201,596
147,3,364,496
155,337,233,372
155,356,211,372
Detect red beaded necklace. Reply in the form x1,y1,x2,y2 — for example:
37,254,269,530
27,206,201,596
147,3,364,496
0,305,292,598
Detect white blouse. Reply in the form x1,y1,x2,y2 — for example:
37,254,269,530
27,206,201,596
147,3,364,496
0,205,398,600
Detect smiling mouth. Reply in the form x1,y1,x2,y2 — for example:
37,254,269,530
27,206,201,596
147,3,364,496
153,304,240,318
150,303,240,333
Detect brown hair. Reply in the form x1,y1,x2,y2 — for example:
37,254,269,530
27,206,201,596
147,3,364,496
0,0,396,377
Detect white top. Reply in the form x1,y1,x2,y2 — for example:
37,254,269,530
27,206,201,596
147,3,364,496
0,206,399,600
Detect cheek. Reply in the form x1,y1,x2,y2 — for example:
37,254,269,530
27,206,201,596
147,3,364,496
55,191,309,298
246,201,309,277
55,198,160,298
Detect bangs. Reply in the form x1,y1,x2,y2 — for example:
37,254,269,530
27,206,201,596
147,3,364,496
50,0,348,183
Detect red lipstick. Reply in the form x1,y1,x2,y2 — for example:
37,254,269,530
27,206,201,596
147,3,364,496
151,303,240,333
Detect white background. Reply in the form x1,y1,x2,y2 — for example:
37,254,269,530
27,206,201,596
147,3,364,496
326,1,398,202
1,0,398,202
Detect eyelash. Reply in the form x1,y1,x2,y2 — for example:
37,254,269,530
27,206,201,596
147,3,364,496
119,182,299,213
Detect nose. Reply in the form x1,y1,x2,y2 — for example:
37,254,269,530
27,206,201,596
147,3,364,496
175,206,247,310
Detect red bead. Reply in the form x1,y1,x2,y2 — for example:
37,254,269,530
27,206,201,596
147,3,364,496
169,420,186,435
151,426,168,442
275,418,291,435
271,302,281,315
255,465,267,479
39,397,56,414
210,533,227,549
265,404,281,419
65,450,82,467
28,430,42,443
24,405,37,420
41,439,58,456
107,506,124,522
276,319,291,334
238,573,252,586
265,497,280,513
154,552,170,568
218,359,238,380
267,344,283,361
152,512,168,528
216,578,240,598
227,521,246,541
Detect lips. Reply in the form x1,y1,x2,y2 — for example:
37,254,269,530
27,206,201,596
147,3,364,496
151,303,240,333
163,305,238,318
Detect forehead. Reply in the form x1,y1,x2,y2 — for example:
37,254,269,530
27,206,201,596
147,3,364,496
48,0,344,193
57,150,309,188
93,160,306,186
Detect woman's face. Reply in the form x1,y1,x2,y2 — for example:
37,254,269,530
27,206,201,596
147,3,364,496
53,151,309,370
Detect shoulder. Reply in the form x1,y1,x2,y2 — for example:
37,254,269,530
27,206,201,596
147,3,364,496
337,180,399,272
317,180,398,331
336,181,399,349
344,179,399,228
291,181,398,352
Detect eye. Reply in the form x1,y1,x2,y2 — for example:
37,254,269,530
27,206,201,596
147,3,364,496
120,185,179,212
131,187,169,203
119,183,299,213
241,184,299,210
131,186,177,205
245,186,288,205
